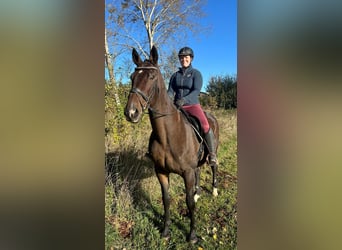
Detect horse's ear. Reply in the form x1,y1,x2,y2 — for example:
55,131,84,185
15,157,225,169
132,48,142,66
150,45,158,65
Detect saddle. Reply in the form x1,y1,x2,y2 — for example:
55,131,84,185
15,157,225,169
179,108,204,142
178,107,208,162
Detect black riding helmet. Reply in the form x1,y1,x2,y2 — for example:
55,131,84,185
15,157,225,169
178,47,194,58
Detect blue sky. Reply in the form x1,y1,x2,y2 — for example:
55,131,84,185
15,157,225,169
188,1,237,91
105,1,237,91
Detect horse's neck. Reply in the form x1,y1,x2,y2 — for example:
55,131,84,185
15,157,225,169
149,91,185,143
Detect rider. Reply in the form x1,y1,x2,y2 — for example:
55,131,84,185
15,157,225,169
167,46,217,165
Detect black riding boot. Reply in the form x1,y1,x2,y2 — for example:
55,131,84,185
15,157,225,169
204,128,217,165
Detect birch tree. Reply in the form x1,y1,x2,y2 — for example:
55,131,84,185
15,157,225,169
106,0,207,58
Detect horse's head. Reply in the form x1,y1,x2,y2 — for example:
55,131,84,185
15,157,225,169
124,46,160,123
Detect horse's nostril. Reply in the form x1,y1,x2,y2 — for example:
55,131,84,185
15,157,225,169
129,108,137,117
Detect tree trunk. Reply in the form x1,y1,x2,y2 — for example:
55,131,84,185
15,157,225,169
105,29,120,106
105,30,115,85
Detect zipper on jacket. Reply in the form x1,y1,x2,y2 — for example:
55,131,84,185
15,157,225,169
180,67,188,99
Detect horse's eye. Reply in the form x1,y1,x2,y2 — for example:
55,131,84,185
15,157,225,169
149,73,156,80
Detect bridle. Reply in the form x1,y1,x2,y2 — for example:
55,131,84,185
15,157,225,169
130,66,158,111
129,66,176,118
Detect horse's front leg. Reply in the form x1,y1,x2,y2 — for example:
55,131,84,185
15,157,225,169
156,169,171,239
184,169,198,243
211,162,218,196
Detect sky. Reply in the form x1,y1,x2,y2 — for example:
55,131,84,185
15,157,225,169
105,1,237,92
188,1,237,91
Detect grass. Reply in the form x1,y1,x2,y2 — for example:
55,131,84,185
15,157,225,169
105,109,237,250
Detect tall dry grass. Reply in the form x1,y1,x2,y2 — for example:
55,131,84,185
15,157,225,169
105,109,237,249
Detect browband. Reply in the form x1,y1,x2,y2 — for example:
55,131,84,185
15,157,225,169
135,66,158,70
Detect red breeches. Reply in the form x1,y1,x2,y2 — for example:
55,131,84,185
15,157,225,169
182,104,210,133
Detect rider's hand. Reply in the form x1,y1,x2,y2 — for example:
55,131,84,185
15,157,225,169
175,98,185,107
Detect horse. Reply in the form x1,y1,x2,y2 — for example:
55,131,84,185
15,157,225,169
124,46,219,243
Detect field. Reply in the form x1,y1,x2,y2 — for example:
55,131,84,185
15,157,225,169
105,109,237,250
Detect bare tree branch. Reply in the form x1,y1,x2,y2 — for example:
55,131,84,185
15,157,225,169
106,0,208,81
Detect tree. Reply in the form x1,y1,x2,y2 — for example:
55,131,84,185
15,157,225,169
105,29,122,110
105,29,114,85
205,75,237,109
106,0,207,59
161,49,179,84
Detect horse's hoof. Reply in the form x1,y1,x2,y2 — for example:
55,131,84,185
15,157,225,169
187,232,198,244
161,230,170,240
162,234,170,241
212,188,218,197
188,235,198,244
191,237,199,244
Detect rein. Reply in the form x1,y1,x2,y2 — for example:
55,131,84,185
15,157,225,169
130,66,177,118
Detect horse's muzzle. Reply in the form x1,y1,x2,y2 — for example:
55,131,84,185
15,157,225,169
124,105,141,123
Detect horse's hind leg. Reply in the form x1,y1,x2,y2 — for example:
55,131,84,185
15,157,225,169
194,167,201,202
184,169,198,243
156,170,171,239
211,162,218,196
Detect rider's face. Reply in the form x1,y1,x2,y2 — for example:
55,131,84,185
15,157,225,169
179,55,192,68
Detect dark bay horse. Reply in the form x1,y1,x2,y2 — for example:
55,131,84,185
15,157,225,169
124,46,219,243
